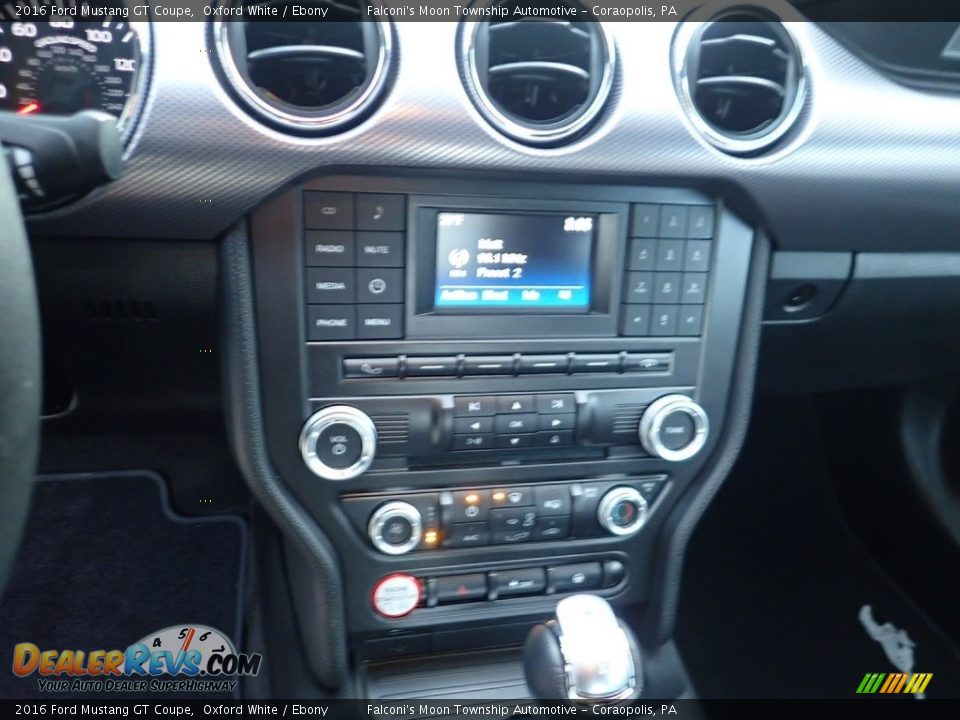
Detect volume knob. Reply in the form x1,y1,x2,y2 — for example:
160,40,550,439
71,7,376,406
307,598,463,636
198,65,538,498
299,405,377,480
638,395,709,462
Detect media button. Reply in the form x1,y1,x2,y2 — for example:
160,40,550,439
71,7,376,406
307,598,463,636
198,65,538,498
305,230,354,267
304,191,354,230
452,433,495,451
343,358,400,379
495,414,538,434
455,396,496,417
356,193,405,232
571,354,621,373
406,356,458,377
357,305,404,340
463,355,515,376
454,416,494,434
306,268,355,304
356,231,405,268
497,395,535,414
535,430,575,448
518,355,569,374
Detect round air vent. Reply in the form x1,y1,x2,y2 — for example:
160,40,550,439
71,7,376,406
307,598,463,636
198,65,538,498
213,0,392,134
675,8,806,155
460,0,616,146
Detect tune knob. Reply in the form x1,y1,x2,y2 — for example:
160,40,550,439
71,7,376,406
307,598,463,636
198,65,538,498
299,405,377,480
597,487,648,537
638,395,709,462
368,502,423,555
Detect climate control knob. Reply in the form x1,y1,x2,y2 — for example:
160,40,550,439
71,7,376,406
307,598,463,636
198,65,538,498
638,395,709,462
368,502,423,555
299,405,377,480
597,487,648,537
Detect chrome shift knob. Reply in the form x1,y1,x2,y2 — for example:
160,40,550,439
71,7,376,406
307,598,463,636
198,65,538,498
523,594,642,701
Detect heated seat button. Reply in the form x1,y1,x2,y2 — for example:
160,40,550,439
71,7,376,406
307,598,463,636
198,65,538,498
443,522,490,548
315,423,362,468
489,507,537,534
436,573,488,603
494,568,546,598
548,562,602,593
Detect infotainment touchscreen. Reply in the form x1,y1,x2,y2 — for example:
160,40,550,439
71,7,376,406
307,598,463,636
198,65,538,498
433,212,594,313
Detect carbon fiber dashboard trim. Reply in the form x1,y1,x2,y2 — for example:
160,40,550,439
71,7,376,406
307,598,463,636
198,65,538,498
25,12,960,253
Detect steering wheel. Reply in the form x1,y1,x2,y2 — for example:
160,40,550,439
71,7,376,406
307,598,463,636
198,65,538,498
0,150,41,596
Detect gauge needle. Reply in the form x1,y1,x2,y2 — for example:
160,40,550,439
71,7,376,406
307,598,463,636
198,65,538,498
17,103,40,115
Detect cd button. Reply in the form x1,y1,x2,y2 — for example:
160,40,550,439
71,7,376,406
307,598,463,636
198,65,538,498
304,191,354,230
518,355,569,374
497,395,535,414
406,356,458,377
495,414,538,434
571,354,620,373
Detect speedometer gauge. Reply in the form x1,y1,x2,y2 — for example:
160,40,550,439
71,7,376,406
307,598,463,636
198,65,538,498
0,3,149,142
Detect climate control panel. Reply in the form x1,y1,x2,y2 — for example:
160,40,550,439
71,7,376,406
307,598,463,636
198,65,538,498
342,477,667,555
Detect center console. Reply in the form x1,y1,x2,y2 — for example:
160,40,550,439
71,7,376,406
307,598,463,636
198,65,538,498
245,174,755,661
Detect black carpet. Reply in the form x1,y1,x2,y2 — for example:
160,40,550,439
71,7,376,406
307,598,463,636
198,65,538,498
0,472,246,699
677,400,960,699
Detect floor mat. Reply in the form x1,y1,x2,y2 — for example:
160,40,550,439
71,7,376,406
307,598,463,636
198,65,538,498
0,471,246,699
676,400,960,699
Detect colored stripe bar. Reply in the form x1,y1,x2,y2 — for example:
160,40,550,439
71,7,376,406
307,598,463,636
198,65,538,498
893,673,909,693
879,674,895,693
856,673,874,693
869,673,887,693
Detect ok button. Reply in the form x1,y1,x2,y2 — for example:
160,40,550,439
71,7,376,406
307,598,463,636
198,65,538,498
316,423,363,468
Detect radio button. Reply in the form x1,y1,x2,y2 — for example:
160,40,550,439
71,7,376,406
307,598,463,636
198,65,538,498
571,354,620,373
407,356,458,377
452,433,495,451
630,204,660,238
518,355,569,374
463,356,515,376
356,193,405,232
305,230,354,267
621,305,651,336
495,568,546,597
535,516,571,542
533,485,571,516
535,430,574,448
537,393,576,414
538,414,575,431
497,433,534,450
343,358,400,379
356,231,405,268
455,396,496,417
490,507,537,533
304,191,354,230
495,413,538,434
443,523,490,548
454,416,494,434
490,487,534,507
497,395,535,414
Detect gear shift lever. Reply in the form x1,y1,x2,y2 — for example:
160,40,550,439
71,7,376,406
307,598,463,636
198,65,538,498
523,595,643,701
